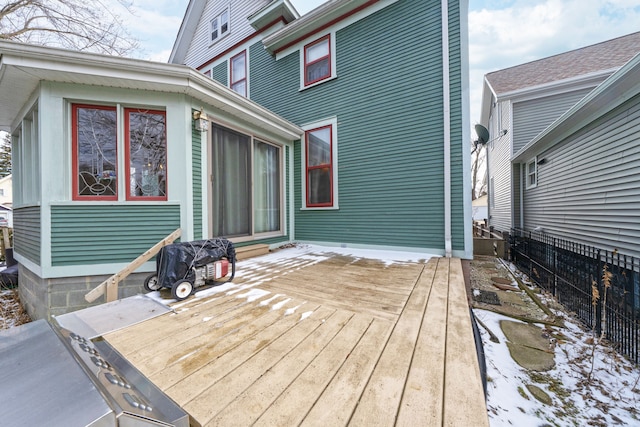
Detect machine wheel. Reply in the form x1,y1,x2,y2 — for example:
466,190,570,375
143,274,161,291
171,279,194,301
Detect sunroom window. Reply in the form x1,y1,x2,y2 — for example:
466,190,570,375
230,51,247,97
73,104,118,200
304,35,331,86
125,109,167,200
72,104,168,201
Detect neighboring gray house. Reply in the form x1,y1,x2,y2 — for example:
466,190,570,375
511,52,640,259
479,32,640,234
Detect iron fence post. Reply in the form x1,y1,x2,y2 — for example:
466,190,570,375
552,237,557,297
595,249,602,337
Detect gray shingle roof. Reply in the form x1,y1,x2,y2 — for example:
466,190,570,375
486,31,640,95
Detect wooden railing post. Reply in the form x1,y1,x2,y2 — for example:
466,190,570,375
85,228,182,303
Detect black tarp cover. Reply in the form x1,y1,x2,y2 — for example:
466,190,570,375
155,238,235,289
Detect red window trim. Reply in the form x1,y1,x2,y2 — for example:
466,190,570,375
304,35,331,86
72,104,118,201
124,108,168,201
305,125,333,208
230,50,247,96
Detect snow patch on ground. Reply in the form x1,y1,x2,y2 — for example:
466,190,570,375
476,308,640,426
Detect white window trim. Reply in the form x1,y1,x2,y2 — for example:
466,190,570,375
526,157,537,189
300,116,338,210
299,32,337,91
210,7,230,44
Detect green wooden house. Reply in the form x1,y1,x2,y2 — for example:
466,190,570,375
171,0,472,254
0,0,471,319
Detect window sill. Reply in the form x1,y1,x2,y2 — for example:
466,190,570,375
299,75,337,92
300,206,339,211
209,31,231,48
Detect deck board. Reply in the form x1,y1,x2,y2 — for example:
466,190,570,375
103,251,488,427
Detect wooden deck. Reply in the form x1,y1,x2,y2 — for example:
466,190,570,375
104,252,489,427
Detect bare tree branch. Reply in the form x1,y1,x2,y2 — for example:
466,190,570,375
0,0,139,55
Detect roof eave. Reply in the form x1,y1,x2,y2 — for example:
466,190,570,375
0,41,303,140
512,53,640,163
262,0,377,54
249,0,300,31
169,0,207,65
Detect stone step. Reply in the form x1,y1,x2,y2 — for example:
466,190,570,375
235,243,270,261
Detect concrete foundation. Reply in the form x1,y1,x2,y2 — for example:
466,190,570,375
18,265,149,320
473,237,507,258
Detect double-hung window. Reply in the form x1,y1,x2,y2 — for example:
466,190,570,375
211,9,229,42
303,117,338,209
526,158,537,189
72,104,167,201
230,51,247,97
304,35,331,86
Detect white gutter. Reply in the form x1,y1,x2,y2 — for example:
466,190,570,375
442,0,452,258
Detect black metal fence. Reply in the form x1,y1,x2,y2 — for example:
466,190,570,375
510,228,640,364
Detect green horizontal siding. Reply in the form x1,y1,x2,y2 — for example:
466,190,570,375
192,117,203,239
251,0,455,251
14,206,41,264
448,0,465,251
212,61,227,86
51,205,181,266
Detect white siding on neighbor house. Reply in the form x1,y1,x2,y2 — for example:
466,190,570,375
183,0,271,69
523,94,640,259
488,100,512,233
512,88,593,154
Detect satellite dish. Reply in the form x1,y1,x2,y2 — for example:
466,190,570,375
474,124,490,145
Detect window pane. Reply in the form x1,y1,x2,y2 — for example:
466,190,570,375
211,125,251,237
308,168,331,205
307,127,331,166
306,58,330,84
306,38,329,63
232,81,246,96
211,19,218,40
232,53,246,82
221,10,229,34
76,106,117,197
254,141,280,233
127,110,167,198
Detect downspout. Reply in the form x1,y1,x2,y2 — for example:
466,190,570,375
441,0,452,257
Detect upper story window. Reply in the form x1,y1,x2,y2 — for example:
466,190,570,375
302,117,338,209
230,51,247,97
125,109,167,200
73,104,118,200
72,104,167,201
211,9,229,42
304,35,332,87
526,158,537,189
